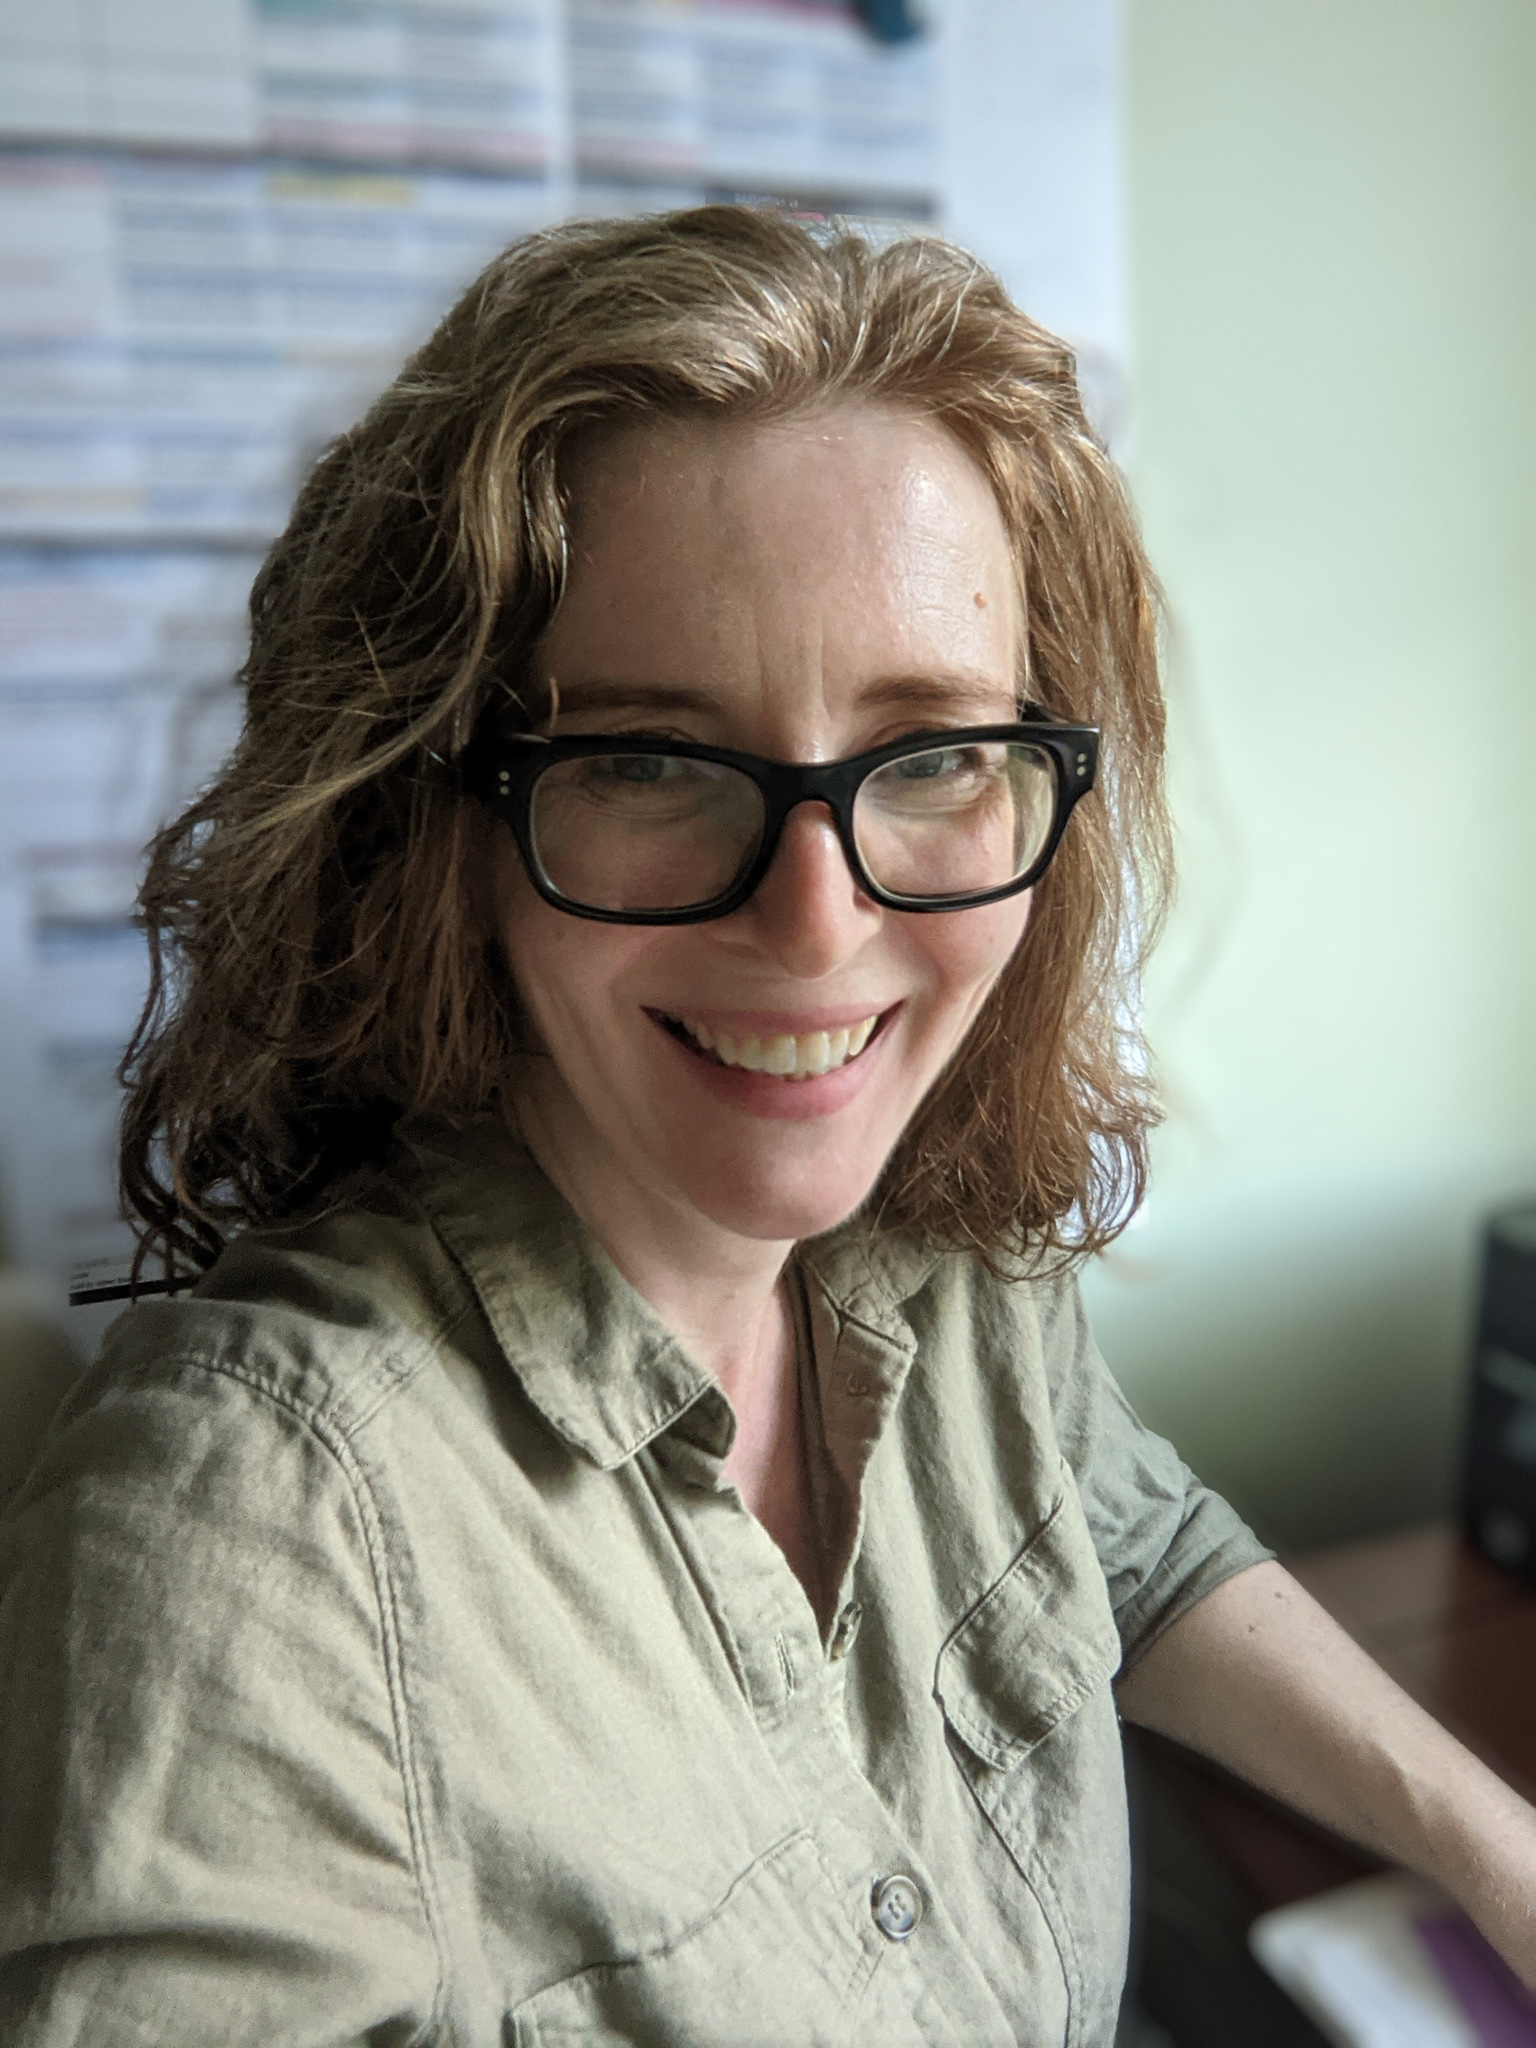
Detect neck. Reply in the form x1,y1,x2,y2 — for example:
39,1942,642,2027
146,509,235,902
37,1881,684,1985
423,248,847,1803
509,1077,791,1394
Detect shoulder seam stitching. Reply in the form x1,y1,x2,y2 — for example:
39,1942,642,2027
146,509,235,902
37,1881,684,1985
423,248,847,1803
189,1353,453,2033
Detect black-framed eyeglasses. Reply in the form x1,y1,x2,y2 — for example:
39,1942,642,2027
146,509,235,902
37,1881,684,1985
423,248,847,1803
465,715,1099,926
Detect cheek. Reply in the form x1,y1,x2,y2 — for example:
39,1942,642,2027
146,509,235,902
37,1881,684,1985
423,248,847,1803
493,843,685,1039
923,894,1032,1013
493,853,555,1011
494,847,609,1025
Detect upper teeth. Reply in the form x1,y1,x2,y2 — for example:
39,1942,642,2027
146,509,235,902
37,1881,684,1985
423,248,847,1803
677,1014,878,1079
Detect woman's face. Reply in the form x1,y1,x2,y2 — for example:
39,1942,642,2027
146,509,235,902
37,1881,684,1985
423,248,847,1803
493,402,1032,1248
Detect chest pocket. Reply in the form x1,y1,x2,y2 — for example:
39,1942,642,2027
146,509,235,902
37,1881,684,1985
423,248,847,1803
935,1480,1121,1769
506,1829,875,2048
934,1479,1130,2048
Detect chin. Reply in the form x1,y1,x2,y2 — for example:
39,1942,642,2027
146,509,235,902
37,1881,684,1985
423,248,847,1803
679,1157,883,1246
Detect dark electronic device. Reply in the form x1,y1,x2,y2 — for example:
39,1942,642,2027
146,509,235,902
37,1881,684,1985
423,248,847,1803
1462,1199,1536,1581
855,0,925,43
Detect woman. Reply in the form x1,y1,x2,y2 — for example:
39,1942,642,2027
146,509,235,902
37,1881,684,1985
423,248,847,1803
1,208,1531,2043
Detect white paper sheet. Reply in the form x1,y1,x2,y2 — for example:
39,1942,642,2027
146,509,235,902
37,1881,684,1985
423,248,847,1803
702,0,936,201
0,156,560,540
566,0,939,201
567,0,705,177
254,0,569,171
0,549,256,1296
0,0,259,147
1250,1875,1478,2048
939,0,1123,364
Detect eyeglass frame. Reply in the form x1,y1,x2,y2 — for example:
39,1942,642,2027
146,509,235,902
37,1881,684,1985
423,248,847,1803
464,711,1101,926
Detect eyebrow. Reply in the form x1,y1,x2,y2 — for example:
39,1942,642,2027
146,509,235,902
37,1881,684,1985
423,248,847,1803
547,673,1019,719
549,681,722,718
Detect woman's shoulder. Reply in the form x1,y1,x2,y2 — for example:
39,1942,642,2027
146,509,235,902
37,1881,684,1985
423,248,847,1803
0,1175,447,2036
106,1165,470,1426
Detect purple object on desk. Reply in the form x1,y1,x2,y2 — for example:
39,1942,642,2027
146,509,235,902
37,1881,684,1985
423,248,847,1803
1416,1913,1536,2047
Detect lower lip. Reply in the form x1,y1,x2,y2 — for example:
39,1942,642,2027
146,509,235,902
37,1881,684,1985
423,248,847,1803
650,1012,895,1122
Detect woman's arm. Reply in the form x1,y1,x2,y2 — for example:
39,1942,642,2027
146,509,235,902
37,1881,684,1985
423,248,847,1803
1115,1559,1536,1988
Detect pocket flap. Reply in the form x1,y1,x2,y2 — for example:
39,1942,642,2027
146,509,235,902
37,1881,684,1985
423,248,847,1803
934,1486,1122,1771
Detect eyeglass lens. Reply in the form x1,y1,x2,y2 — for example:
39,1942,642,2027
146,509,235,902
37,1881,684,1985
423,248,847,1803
526,741,1059,915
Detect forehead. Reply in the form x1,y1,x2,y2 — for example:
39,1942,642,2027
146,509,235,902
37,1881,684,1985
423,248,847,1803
540,403,1022,713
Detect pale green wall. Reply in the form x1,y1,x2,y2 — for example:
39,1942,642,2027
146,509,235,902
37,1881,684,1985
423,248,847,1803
1080,1,1536,1548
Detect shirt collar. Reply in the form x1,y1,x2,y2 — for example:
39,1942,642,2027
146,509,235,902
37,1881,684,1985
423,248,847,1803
389,1113,943,1474
392,1114,719,1470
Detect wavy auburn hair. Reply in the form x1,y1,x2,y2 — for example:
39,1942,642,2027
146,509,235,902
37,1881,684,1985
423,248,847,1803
122,204,1169,1279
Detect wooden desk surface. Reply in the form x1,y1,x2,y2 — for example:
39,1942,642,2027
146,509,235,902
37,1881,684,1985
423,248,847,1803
1138,1518,1536,1914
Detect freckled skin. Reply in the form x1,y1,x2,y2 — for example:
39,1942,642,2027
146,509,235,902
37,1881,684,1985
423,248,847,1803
492,404,1032,1269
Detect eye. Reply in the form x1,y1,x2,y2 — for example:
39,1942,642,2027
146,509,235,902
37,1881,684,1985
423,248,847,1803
559,750,733,817
568,743,697,787
603,754,674,785
891,746,982,780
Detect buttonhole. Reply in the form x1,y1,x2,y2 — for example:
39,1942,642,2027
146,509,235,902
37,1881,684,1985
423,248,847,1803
775,1632,796,1698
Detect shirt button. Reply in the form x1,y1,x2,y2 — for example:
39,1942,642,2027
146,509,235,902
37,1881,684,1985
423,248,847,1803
871,1873,923,1941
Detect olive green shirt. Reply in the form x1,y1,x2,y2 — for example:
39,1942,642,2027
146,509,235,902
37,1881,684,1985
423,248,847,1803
0,1116,1269,2046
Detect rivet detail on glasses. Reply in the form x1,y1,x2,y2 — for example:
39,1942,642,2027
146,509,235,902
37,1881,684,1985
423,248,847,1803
467,717,1100,927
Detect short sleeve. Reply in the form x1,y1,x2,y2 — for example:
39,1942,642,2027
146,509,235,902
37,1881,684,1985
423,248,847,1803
1038,1277,1274,1666
0,1350,442,2045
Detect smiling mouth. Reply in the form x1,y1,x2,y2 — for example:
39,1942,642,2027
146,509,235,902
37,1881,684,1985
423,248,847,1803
659,1011,884,1080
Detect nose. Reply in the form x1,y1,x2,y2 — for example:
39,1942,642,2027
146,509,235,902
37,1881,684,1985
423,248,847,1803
724,801,881,977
